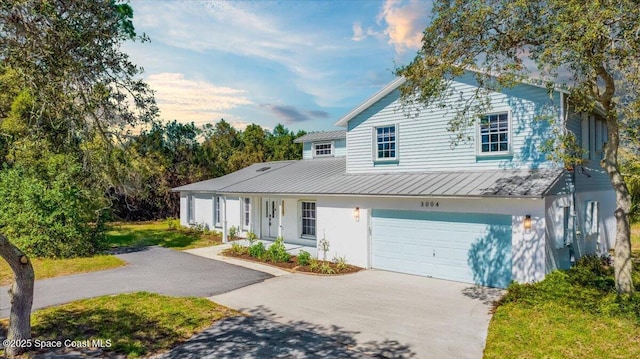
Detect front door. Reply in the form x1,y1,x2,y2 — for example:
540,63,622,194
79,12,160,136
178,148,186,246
261,198,279,238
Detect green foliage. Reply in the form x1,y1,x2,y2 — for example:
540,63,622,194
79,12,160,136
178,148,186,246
228,226,238,239
621,149,640,222
266,237,291,263
106,221,220,250
332,255,348,272
29,292,234,357
297,250,312,266
230,242,248,256
166,218,179,230
0,158,107,258
246,231,258,244
317,263,336,275
309,258,320,272
248,241,266,260
486,253,640,358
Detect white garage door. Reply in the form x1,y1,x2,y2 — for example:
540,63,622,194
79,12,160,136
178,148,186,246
371,210,512,288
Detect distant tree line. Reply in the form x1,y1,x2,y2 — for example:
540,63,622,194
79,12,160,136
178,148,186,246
110,119,306,221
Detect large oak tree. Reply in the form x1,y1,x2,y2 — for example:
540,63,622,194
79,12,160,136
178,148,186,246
397,0,639,293
0,0,156,356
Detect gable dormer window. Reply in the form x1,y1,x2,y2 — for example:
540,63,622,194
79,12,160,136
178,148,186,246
478,112,510,155
313,142,333,157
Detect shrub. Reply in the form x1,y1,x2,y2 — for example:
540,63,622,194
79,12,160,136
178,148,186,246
297,250,311,266
266,237,291,263
333,255,348,272
567,254,615,291
230,242,248,256
309,258,320,271
246,231,258,244
0,159,107,258
166,218,179,230
317,263,336,275
248,241,266,260
228,226,238,239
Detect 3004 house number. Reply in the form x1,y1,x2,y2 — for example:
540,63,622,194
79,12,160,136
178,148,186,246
420,201,439,208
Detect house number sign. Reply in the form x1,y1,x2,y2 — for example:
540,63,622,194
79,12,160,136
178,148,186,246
420,201,440,208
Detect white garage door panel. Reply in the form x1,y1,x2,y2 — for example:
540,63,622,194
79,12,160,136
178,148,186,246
371,210,512,288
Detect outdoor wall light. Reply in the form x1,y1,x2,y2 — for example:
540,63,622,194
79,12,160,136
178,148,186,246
524,215,532,233
353,207,360,222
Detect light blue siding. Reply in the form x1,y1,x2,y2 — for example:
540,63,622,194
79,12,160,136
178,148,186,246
347,72,561,173
302,139,346,160
303,142,312,160
334,138,346,157
371,210,512,288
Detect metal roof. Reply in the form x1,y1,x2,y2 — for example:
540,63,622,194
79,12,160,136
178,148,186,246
293,130,346,143
174,157,564,198
171,160,296,192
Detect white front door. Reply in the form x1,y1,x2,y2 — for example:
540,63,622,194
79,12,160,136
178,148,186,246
261,198,279,238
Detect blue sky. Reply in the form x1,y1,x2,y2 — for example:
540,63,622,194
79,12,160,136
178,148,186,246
124,0,432,132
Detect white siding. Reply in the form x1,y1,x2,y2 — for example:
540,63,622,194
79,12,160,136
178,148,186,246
302,138,347,160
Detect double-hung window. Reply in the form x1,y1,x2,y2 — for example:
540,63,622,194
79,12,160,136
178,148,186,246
375,125,397,160
301,201,316,237
242,198,251,230
214,196,221,227
479,112,510,155
187,195,195,224
314,142,333,157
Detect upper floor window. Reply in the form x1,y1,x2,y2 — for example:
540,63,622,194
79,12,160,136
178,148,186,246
314,142,333,157
479,112,510,155
375,125,397,160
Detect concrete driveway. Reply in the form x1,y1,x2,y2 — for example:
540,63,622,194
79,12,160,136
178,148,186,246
168,269,502,358
0,246,272,318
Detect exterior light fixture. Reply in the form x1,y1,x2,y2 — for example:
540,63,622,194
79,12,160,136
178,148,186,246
353,207,360,222
524,215,532,233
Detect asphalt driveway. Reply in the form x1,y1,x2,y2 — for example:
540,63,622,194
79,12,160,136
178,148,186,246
169,270,502,359
0,246,272,318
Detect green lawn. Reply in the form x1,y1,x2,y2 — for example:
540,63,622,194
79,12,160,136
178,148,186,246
1,292,236,357
1,221,221,286
0,255,125,286
105,221,221,250
485,252,640,358
632,221,640,253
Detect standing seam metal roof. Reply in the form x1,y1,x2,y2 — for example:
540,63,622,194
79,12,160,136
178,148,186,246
293,130,347,143
173,157,564,198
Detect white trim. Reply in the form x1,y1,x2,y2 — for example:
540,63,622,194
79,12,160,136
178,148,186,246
300,200,317,239
372,124,399,162
241,197,251,232
312,141,334,158
214,195,222,228
187,195,195,224
335,77,406,127
476,110,512,156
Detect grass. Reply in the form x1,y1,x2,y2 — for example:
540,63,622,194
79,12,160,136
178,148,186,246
0,292,237,357
484,255,640,359
105,221,221,250
0,255,125,286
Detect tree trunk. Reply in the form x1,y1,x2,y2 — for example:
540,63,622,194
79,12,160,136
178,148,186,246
0,233,34,357
601,113,634,294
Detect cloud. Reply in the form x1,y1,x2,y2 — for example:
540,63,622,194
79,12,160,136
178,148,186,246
146,72,252,125
351,21,384,42
377,0,430,53
261,104,330,124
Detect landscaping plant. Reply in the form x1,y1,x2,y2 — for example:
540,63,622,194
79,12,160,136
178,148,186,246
297,250,311,266
266,237,290,263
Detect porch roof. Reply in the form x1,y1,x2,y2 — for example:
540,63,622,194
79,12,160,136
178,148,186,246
173,157,565,199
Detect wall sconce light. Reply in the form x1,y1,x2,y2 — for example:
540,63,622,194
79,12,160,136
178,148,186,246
524,215,532,233
353,207,360,222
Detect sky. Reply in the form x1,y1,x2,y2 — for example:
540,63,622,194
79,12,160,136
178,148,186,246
124,0,432,132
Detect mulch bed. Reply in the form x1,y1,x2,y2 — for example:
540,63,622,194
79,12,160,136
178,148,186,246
223,249,362,275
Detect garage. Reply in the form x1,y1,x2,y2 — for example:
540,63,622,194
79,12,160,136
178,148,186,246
371,210,512,288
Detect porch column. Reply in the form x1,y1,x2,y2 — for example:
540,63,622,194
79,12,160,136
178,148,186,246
278,199,283,238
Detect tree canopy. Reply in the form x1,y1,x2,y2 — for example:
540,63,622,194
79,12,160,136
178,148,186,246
397,0,640,293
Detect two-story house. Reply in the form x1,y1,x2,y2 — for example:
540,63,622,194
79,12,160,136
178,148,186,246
173,72,615,288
